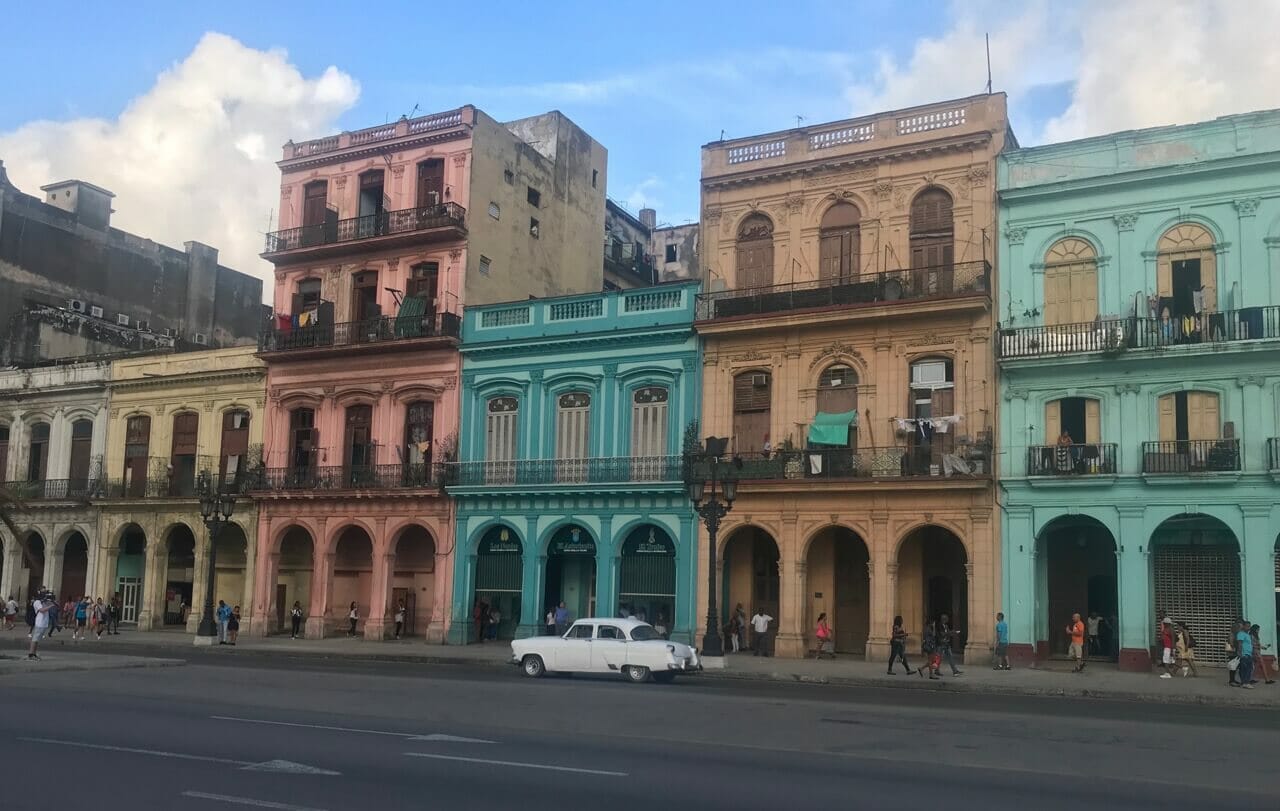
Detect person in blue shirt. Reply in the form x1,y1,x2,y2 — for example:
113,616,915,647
215,600,233,644
994,612,1011,671
1235,619,1255,689
74,598,90,641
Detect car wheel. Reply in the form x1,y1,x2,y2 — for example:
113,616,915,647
651,672,676,684
623,664,651,683
521,654,545,678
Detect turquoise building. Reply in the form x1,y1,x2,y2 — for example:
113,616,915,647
997,110,1280,670
447,283,701,643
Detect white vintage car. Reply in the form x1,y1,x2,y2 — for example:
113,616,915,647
511,618,700,683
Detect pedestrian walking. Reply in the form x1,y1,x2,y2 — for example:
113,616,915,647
109,594,120,634
1158,617,1176,678
93,598,108,640
28,590,52,660
887,615,913,674
1068,612,1086,672
938,613,962,676
25,597,36,638
921,620,941,679
62,598,74,634
487,605,501,640
813,612,834,659
74,597,89,641
347,601,359,637
227,606,241,645
47,597,60,637
1086,611,1102,656
1175,622,1198,677
394,601,406,640
290,601,304,639
750,608,774,657
1235,620,1256,689
216,600,232,644
735,604,748,653
554,601,570,637
1249,624,1272,685
4,595,16,630
544,607,556,636
994,612,1011,670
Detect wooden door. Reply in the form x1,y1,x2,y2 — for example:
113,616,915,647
124,415,151,496
303,182,328,227
736,240,774,289
1157,394,1177,442
1186,392,1220,440
417,159,445,209
219,411,250,487
1084,400,1101,444
1044,400,1061,444
170,412,199,496
68,420,92,485
733,373,771,454
345,405,374,469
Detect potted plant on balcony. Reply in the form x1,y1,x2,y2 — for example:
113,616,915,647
780,436,803,479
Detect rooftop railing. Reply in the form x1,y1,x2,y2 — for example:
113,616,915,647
259,312,461,353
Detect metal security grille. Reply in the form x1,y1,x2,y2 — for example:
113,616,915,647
1153,545,1241,666
476,553,522,594
620,555,676,598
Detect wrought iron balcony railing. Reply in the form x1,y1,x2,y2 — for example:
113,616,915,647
999,306,1280,360
450,456,684,487
0,479,98,501
263,202,466,255
252,464,448,493
689,445,990,482
1141,439,1240,474
1026,443,1118,476
259,312,461,353
695,261,990,321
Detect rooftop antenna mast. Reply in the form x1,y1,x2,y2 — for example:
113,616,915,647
985,33,993,94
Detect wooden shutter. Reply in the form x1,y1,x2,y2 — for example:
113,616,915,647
1084,399,1101,444
555,393,591,461
69,420,92,483
303,182,328,227
1199,253,1217,311
417,159,445,209
1156,257,1172,298
631,388,669,457
1187,392,1220,441
819,233,841,281
930,387,955,419
733,373,772,453
1157,394,1176,442
171,413,199,457
1044,400,1061,444
485,399,519,462
1043,268,1069,326
1073,264,1100,323
736,241,774,289
345,405,373,467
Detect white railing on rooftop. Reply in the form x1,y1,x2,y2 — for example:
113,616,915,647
897,107,967,135
409,111,463,134
810,123,875,150
480,306,531,328
727,140,786,165
623,289,683,313
549,299,604,321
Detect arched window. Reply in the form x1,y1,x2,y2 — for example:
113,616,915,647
27,422,50,482
289,408,316,473
1043,238,1098,326
69,419,93,488
735,214,775,289
733,371,772,454
819,203,861,283
1156,223,1216,322
631,387,669,459
909,188,954,270
404,401,435,466
556,392,592,481
485,396,520,484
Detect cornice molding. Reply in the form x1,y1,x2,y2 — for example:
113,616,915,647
108,368,265,393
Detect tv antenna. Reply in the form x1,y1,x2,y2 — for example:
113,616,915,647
985,33,993,94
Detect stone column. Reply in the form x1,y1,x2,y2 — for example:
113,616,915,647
365,551,394,640
44,543,65,600
864,559,882,661
515,552,545,640
1240,507,1276,656
446,551,477,645
1238,377,1264,471
425,530,449,643
306,552,335,639
98,546,120,604
241,524,258,634
0,541,21,601
866,511,892,661
188,532,210,633
774,556,804,658
1003,508,1036,666
136,544,161,630
1116,506,1150,671
253,552,280,637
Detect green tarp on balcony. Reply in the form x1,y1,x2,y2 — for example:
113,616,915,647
807,410,858,446
394,295,428,338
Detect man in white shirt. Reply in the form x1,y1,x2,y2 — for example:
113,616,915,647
4,595,17,630
29,593,52,660
751,609,774,657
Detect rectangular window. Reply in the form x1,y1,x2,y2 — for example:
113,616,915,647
290,409,317,473
665,244,678,263
219,410,250,487
556,392,592,483
527,186,541,208
591,169,598,189
416,159,444,209
479,256,491,276
170,412,200,496
124,415,151,496
503,169,514,185
529,218,540,239
485,397,519,485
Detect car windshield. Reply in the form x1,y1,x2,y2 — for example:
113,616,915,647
629,624,659,641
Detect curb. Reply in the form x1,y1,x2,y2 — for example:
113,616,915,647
0,655,185,674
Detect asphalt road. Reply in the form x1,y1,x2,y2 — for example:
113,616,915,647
2,652,1276,810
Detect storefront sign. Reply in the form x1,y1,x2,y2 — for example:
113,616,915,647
550,526,595,556
479,527,522,555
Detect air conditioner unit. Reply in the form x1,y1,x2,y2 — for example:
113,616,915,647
68,299,86,313
136,320,150,332
90,305,104,318
193,333,208,346
751,374,769,388
162,327,177,337
116,313,131,326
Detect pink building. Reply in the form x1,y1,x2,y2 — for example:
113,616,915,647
250,105,607,640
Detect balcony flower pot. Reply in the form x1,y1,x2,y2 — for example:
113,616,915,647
784,457,804,479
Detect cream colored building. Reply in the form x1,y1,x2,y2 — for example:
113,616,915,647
96,346,265,630
696,94,1011,659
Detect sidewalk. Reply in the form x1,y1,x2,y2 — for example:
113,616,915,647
0,649,183,676
3,629,1275,707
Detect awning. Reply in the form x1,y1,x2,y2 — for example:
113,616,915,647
394,295,428,338
807,410,857,446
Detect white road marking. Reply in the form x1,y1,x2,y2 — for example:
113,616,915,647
182,791,328,811
212,715,494,744
403,751,628,777
20,737,340,775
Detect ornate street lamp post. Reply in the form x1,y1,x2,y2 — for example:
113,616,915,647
194,471,236,646
685,437,737,658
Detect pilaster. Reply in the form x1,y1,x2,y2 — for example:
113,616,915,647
1116,505,1150,671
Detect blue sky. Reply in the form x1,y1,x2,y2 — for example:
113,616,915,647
1,1,1272,283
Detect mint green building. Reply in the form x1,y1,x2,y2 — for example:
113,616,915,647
997,110,1280,670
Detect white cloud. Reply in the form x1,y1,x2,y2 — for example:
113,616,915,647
624,176,664,213
0,33,359,291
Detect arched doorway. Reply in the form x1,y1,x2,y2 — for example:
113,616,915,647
277,527,314,634
545,525,596,624
618,525,676,633
474,525,522,641
393,525,436,637
162,525,196,626
722,526,780,649
1036,516,1117,661
60,532,89,600
24,532,45,602
332,526,373,635
215,523,249,622
806,527,870,654
897,525,967,652
116,525,146,624
1150,514,1240,665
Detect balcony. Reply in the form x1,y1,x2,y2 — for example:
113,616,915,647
262,203,467,262
603,239,655,285
450,456,684,488
1141,440,1240,474
1026,444,1118,476
699,445,990,483
999,306,1280,361
258,312,461,358
252,464,448,494
695,261,989,322
1,479,96,501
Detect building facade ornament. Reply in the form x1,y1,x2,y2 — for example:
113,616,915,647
1004,226,1028,244
1113,212,1140,231
1233,197,1261,217
808,342,866,369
